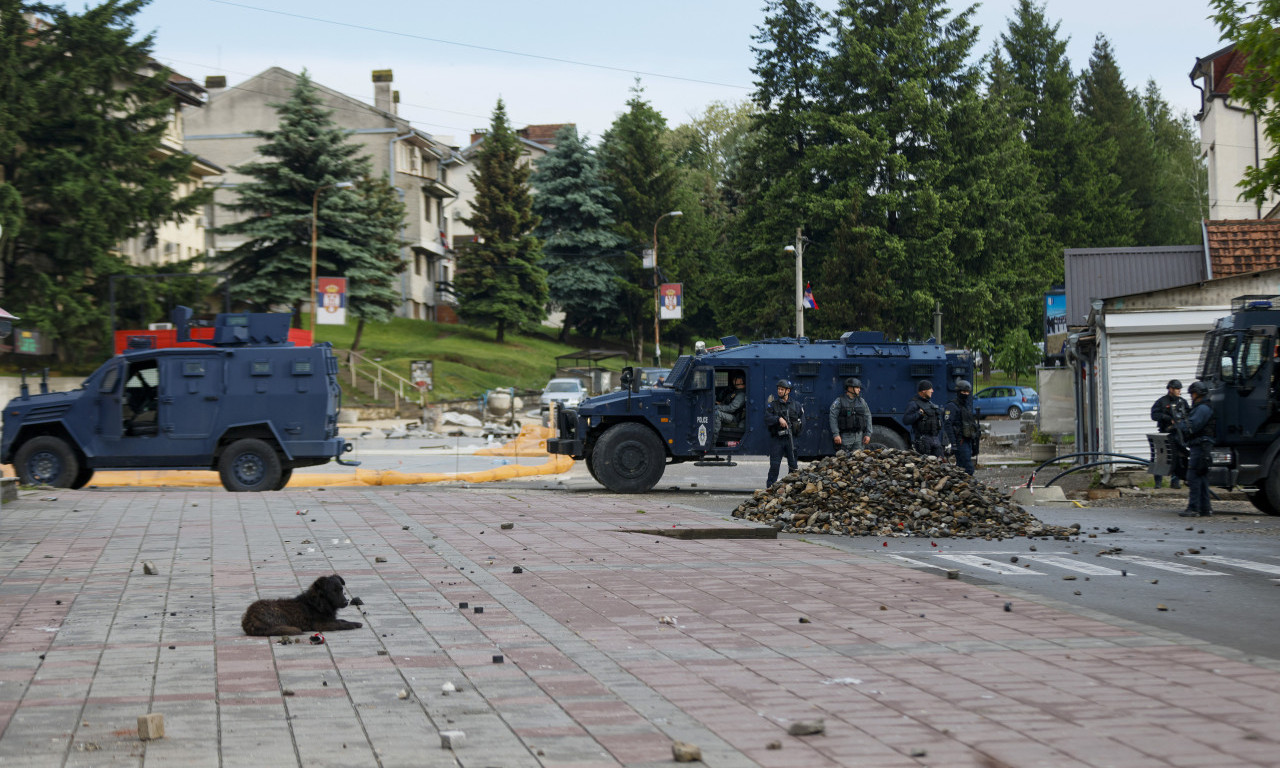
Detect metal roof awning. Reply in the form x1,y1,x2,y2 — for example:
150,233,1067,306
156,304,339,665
555,348,626,368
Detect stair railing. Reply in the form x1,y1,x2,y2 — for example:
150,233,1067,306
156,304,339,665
345,350,425,411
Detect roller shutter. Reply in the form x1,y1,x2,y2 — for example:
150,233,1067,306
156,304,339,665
1105,333,1204,458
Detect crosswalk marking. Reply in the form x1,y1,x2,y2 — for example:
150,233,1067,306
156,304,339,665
885,550,1280,578
1018,555,1124,576
1102,554,1226,576
1193,555,1280,576
934,554,1042,575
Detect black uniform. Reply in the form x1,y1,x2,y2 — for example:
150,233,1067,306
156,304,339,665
1150,393,1189,488
764,394,803,486
944,392,980,475
1178,400,1215,516
904,394,946,459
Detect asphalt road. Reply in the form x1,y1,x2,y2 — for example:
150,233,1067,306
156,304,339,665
527,456,1280,661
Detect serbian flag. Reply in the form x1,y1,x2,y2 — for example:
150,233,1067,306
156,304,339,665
803,282,819,310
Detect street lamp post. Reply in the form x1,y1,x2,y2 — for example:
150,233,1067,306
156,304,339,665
783,227,805,339
310,181,354,335
651,210,682,365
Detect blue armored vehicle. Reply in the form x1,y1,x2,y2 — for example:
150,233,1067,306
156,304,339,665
547,332,974,492
2,307,355,492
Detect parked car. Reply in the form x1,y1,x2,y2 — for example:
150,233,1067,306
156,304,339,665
973,385,1039,419
539,378,588,410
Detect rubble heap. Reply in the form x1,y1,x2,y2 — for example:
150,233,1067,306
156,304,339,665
732,449,1076,539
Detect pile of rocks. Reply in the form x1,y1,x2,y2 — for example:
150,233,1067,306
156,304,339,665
732,449,1076,539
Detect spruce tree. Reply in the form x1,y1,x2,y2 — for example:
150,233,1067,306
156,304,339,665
530,125,627,342
215,71,405,326
599,83,681,359
1079,36,1148,244
455,99,547,343
0,0,211,362
1140,81,1207,245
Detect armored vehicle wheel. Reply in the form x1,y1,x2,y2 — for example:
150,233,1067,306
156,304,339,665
1007,405,1023,419
219,439,283,493
70,466,95,490
592,423,665,493
272,467,294,491
14,436,80,487
1247,491,1279,516
585,456,602,485
868,425,908,451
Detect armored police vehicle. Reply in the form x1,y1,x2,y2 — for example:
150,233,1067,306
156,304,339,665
547,331,974,492
2,307,355,492
1149,295,1280,516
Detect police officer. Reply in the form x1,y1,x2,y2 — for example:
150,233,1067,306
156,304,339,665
945,379,979,475
717,374,746,430
765,378,803,486
1150,379,1189,489
1177,381,1215,517
828,377,872,452
904,379,947,459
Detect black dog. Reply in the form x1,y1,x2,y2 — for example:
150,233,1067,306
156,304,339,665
241,574,363,636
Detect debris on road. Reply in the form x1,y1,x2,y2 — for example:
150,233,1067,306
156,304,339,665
732,450,1075,539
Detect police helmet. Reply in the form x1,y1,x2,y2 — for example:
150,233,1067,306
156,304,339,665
917,379,933,392
1167,379,1183,390
845,377,862,389
776,378,792,390
956,380,972,392
1188,381,1208,397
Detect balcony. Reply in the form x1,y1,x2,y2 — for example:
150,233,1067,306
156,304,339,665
434,280,458,306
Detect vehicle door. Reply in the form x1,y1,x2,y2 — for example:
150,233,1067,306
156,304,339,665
163,355,226,449
685,363,716,452
1227,328,1275,439
94,360,124,443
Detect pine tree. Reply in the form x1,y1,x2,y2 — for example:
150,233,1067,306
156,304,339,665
0,0,211,362
1140,81,1207,244
216,71,402,324
530,125,627,342
1079,35,1149,244
998,0,1132,249
454,99,546,343
720,0,829,338
345,175,406,350
599,83,682,359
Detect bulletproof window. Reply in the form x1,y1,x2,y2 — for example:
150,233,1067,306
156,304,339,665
794,363,819,376
291,360,314,376
182,361,206,376
98,365,120,394
838,364,862,376
251,360,271,376
1219,333,1241,383
1241,331,1271,382
688,368,712,390
910,364,932,378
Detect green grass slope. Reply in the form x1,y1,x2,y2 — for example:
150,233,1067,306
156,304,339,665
315,318,632,402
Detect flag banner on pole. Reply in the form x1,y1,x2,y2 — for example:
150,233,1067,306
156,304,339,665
659,283,683,319
803,282,819,310
317,277,347,325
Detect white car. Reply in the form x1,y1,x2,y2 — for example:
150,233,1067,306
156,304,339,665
540,378,588,410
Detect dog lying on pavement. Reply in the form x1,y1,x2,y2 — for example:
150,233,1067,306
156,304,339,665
241,574,363,636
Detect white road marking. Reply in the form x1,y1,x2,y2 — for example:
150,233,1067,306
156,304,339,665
1193,556,1280,576
934,554,1042,575
1102,554,1226,576
1018,555,1124,576
886,554,947,570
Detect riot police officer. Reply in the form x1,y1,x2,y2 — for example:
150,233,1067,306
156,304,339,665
1150,379,1189,489
945,380,979,475
904,379,947,459
829,377,872,451
1177,381,1215,517
717,374,746,430
764,379,803,486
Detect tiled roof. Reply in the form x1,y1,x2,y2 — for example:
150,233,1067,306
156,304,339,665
1205,219,1280,277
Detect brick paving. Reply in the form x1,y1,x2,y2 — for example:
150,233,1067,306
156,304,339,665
0,486,1276,767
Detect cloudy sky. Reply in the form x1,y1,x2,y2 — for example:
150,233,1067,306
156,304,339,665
133,0,1224,145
